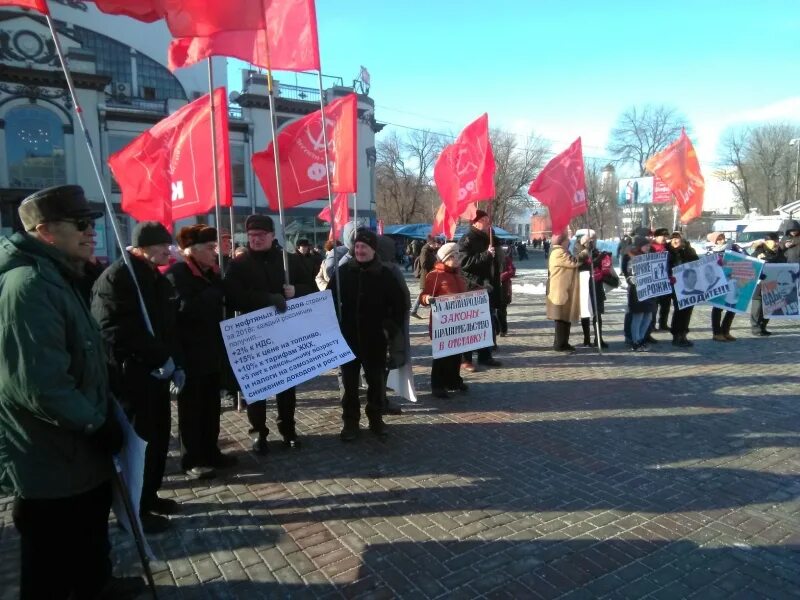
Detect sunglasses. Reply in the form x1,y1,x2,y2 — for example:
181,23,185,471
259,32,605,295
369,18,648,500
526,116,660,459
55,218,96,232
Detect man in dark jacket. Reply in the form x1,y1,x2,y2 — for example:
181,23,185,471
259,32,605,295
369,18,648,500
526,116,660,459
750,233,786,335
329,229,405,441
458,210,501,370
781,220,800,264
167,225,237,480
296,237,322,280
224,215,316,454
92,221,184,534
0,185,141,598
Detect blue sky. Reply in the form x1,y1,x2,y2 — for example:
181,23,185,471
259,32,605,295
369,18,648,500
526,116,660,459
233,0,799,174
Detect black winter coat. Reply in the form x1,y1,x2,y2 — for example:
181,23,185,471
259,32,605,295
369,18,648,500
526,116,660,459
91,253,182,394
781,234,800,263
165,259,225,375
328,257,405,365
667,241,699,273
621,252,655,313
223,243,316,313
458,226,493,288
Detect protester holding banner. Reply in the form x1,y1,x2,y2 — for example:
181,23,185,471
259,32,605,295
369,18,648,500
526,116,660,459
651,228,672,333
223,215,315,455
780,220,800,263
166,225,237,480
667,232,699,347
458,210,502,369
622,236,657,351
0,186,146,598
576,231,610,349
750,234,786,336
420,242,469,398
546,233,581,352
329,229,406,441
92,221,184,534
707,232,741,342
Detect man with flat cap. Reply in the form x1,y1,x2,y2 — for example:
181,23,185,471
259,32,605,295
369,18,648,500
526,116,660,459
224,214,316,454
0,185,143,598
92,220,184,534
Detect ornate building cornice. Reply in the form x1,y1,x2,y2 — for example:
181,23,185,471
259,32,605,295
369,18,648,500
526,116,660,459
0,63,110,91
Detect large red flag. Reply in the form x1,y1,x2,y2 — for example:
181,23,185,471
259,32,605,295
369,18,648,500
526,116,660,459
252,93,357,211
0,0,49,13
318,192,349,241
645,129,705,224
166,0,320,72
431,204,456,240
109,88,232,229
527,137,587,236
89,0,164,21
434,113,496,219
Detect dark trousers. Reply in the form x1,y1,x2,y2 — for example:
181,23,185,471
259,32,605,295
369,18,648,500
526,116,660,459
750,283,769,332
464,309,496,362
497,305,508,334
670,295,694,338
711,307,735,335
178,370,222,469
431,353,463,390
624,312,632,343
13,481,112,599
246,387,297,438
341,356,385,425
581,294,604,343
126,376,171,512
657,295,672,329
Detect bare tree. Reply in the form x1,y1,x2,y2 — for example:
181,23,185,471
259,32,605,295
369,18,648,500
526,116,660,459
375,129,443,224
608,104,690,176
717,122,800,214
581,160,618,238
487,129,550,229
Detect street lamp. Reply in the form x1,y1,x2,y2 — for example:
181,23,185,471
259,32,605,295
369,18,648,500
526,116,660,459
790,138,800,201
365,146,377,228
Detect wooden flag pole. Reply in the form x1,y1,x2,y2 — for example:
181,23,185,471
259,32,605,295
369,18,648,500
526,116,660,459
44,15,155,336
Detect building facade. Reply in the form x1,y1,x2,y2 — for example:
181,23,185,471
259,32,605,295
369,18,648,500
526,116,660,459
0,2,380,260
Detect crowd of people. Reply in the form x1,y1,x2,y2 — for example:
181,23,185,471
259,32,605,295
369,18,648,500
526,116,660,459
1,183,798,598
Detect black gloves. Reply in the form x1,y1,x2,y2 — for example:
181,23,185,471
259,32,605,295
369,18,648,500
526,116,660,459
268,293,288,313
90,412,124,456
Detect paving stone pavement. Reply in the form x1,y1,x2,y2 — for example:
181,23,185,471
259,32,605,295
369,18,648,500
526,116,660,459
2,249,799,599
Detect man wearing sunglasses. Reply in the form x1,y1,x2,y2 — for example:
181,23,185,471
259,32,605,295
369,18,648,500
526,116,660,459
0,185,144,598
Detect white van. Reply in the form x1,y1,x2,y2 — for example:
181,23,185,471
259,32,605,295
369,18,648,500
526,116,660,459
737,218,784,252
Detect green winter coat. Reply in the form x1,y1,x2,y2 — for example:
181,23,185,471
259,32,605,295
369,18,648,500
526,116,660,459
0,232,111,499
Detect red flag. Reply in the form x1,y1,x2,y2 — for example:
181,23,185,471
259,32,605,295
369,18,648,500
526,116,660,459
645,130,705,224
318,192,349,241
252,93,357,210
434,113,496,219
109,88,232,229
166,0,320,72
431,204,456,240
89,0,164,21
0,0,49,13
527,137,587,236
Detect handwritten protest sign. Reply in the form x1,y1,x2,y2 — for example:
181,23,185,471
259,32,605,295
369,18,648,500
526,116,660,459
707,251,764,314
220,291,354,403
430,289,493,359
672,255,729,309
761,264,800,319
631,252,671,301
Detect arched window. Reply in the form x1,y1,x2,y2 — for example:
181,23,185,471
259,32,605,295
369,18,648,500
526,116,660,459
6,106,66,189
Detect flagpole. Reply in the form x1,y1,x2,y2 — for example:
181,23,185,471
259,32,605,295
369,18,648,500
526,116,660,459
44,15,155,336
584,218,603,356
206,59,225,272
315,70,342,318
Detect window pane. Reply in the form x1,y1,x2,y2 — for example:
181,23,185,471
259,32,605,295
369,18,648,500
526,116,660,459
231,144,247,196
6,106,66,189
107,134,137,193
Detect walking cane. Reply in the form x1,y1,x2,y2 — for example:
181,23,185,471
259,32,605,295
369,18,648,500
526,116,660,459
112,457,159,600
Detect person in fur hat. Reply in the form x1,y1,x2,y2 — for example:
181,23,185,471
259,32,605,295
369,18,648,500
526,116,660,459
166,225,237,481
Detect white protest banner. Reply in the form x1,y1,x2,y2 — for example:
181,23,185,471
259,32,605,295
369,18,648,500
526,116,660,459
631,252,671,301
220,291,354,402
761,264,800,319
430,289,493,359
672,254,729,309
579,271,594,319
